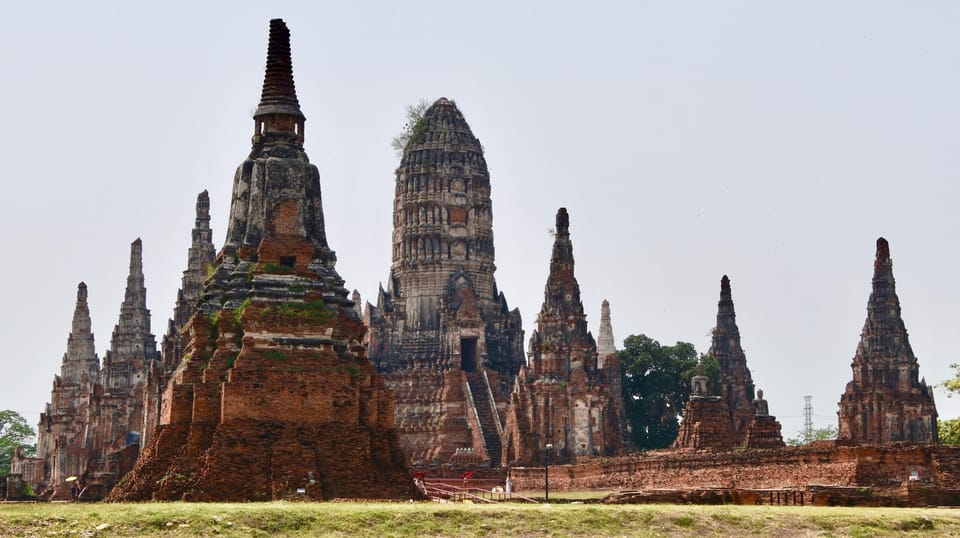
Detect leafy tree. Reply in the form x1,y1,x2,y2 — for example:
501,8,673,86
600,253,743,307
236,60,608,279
939,419,960,445
619,335,719,450
390,99,430,157
938,365,960,445
941,363,960,395
0,410,36,474
785,425,838,446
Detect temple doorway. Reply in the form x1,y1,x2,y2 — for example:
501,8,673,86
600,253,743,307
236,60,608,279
461,337,478,372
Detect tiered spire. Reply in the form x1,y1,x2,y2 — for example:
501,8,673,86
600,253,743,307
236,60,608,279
102,239,157,390
530,208,593,377
252,19,305,146
707,275,756,440
837,238,938,444
61,282,100,381
597,299,616,367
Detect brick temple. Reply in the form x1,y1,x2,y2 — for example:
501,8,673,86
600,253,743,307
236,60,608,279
501,208,623,466
363,98,525,467
108,19,414,501
837,238,938,444
674,275,784,450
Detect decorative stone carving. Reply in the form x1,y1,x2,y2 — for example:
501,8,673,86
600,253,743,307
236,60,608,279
500,208,623,466
109,19,414,502
363,97,524,468
837,238,938,444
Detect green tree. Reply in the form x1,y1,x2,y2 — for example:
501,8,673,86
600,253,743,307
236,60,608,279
785,425,838,446
619,335,719,450
0,410,36,474
939,419,960,445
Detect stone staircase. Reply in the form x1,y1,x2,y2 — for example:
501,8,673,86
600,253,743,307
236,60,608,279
466,371,502,467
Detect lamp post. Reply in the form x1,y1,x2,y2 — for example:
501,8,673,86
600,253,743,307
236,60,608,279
544,443,553,502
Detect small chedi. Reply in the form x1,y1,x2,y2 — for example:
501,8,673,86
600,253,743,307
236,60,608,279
500,208,623,466
34,283,101,499
674,275,783,450
109,19,413,501
363,98,525,467
837,237,938,444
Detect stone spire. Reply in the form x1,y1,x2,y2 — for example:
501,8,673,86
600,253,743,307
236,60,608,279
597,299,616,368
102,238,158,392
171,191,216,333
255,19,302,119
363,97,524,467
707,275,756,441
110,19,415,502
35,283,101,498
838,237,938,444
501,208,622,466
530,208,592,377
61,282,100,382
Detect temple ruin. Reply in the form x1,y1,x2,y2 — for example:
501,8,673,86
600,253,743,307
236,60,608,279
837,237,938,444
34,283,101,500
108,19,414,501
500,208,623,466
674,276,783,450
363,98,525,468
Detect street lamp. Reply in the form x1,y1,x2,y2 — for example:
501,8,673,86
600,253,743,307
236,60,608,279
544,443,554,502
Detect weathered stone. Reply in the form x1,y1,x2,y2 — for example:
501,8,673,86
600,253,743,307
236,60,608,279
709,275,757,441
837,238,938,444
500,208,623,466
363,97,524,468
109,19,414,502
35,283,101,499
83,239,159,498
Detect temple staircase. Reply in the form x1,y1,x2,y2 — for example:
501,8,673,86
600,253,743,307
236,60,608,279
465,370,503,467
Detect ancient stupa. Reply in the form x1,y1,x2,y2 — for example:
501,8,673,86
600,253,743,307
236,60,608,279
110,19,414,501
837,237,938,444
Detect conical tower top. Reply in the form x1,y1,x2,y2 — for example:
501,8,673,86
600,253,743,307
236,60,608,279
255,19,302,118
253,19,305,146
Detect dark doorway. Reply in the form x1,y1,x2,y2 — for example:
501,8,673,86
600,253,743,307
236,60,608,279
461,338,478,372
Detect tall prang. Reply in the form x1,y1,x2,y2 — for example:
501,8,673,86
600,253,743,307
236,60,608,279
35,283,100,499
83,238,158,497
363,98,525,467
501,208,622,466
837,238,938,444
708,275,757,441
110,19,415,502
143,191,217,447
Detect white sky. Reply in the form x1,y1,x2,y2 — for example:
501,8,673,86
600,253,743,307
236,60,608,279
1,1,958,442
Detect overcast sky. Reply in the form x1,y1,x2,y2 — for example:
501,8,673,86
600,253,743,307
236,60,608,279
2,1,958,441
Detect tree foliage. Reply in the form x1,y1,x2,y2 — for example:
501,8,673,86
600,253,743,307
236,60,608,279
0,410,36,474
390,99,430,157
939,419,960,445
785,425,838,446
619,334,719,450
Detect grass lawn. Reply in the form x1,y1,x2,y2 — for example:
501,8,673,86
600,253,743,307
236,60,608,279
1,501,958,537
